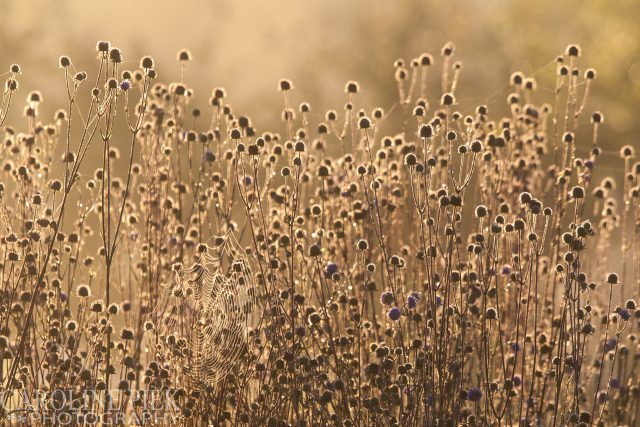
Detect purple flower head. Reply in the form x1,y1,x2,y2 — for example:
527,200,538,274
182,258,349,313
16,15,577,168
243,175,253,187
387,307,401,321
619,308,631,321
604,338,617,352
609,378,621,389
510,342,520,352
585,159,594,169
467,387,482,402
325,262,339,278
501,265,512,275
435,295,442,307
407,295,417,309
60,292,67,302
512,375,522,387
119,80,131,91
204,149,215,162
380,291,395,305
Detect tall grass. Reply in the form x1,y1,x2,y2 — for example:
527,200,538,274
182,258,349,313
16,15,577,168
0,41,638,426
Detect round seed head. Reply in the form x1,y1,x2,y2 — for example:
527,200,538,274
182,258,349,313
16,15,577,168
59,56,71,68
278,79,293,91
566,44,581,57
345,81,359,93
177,49,192,62
140,56,154,69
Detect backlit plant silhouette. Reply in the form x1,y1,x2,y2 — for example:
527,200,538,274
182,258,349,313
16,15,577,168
0,41,639,426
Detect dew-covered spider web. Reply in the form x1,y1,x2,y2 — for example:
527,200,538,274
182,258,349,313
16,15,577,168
156,231,258,387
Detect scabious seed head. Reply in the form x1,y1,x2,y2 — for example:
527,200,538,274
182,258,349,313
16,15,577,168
441,93,455,106
404,153,417,166
570,186,585,199
358,117,371,129
470,140,483,153
380,291,394,305
606,273,619,284
345,81,359,93
109,48,123,63
356,239,369,251
441,42,455,57
591,111,603,123
77,285,91,297
74,71,87,82
566,44,581,57
96,40,110,52
278,79,293,91
475,205,488,218
419,124,433,138
140,56,154,69
419,53,433,65
620,145,635,158
59,56,71,68
177,49,192,62
519,192,532,204
308,244,322,257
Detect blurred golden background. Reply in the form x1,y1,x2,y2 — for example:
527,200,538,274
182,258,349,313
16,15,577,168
2,0,639,149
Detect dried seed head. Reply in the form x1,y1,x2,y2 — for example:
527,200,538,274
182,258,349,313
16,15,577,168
566,44,581,57
591,111,603,124
441,93,455,106
109,48,123,63
358,117,371,129
177,49,192,62
620,145,635,159
59,56,71,68
278,79,293,91
470,140,483,153
345,81,360,94
475,205,488,218
441,42,455,57
140,56,154,69
308,244,321,257
419,53,433,66
96,41,111,52
420,124,433,138
510,72,524,86
606,273,619,284
77,285,91,297
570,186,585,199
404,153,417,167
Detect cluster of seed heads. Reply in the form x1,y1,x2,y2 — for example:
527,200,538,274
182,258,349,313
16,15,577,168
0,41,639,427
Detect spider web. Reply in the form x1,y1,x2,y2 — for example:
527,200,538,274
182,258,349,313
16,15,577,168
156,232,258,386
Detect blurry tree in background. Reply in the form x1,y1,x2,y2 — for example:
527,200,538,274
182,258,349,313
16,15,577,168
1,0,638,149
